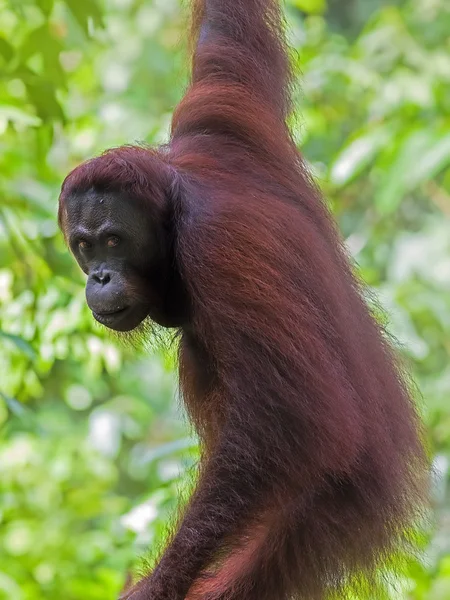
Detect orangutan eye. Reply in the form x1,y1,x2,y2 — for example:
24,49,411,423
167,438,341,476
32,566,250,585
78,240,91,250
107,236,120,248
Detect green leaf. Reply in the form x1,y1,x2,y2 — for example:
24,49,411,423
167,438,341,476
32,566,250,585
375,129,450,214
0,331,36,359
12,64,65,122
25,80,65,123
0,37,14,63
0,393,29,418
407,133,450,189
290,0,327,14
139,438,198,465
330,127,389,187
36,0,55,17
65,0,104,35
0,105,41,127
20,26,66,87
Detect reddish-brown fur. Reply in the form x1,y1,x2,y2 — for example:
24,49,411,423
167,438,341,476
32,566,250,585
59,1,428,599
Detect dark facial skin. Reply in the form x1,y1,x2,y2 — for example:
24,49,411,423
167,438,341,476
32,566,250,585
61,188,179,332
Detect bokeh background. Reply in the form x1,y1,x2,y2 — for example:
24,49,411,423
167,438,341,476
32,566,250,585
0,0,449,598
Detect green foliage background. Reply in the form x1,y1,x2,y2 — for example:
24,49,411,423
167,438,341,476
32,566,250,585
0,0,449,598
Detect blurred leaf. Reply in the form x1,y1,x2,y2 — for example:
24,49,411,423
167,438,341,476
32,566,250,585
290,0,327,15
65,0,104,35
25,80,65,122
36,0,55,17
375,129,442,214
1,393,32,418
20,26,66,87
330,127,389,187
407,132,450,189
0,105,41,127
137,437,198,466
0,331,36,359
0,38,14,63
